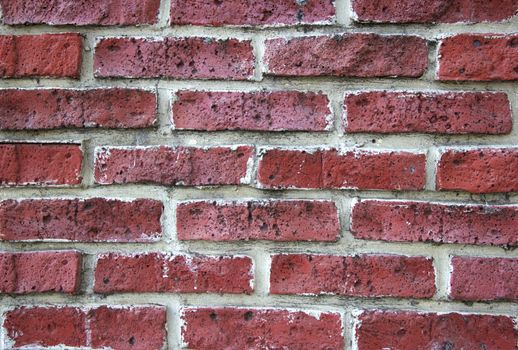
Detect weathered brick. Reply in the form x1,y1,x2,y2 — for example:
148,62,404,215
438,34,518,81
351,200,518,247
265,34,428,78
0,198,163,242
0,251,81,294
270,254,435,298
0,34,82,78
436,148,518,193
257,148,426,190
345,91,512,134
94,37,254,80
94,253,253,294
94,146,253,186
172,90,332,131
182,308,344,349
177,200,339,241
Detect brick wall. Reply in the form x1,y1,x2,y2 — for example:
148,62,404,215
0,0,517,349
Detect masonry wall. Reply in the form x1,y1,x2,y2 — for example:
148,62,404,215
0,0,517,349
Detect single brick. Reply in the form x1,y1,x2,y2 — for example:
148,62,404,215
257,148,426,190
177,200,340,242
265,34,428,78
94,253,253,294
450,257,518,301
94,37,254,80
172,90,332,131
94,146,253,186
0,198,163,242
270,254,435,298
182,308,344,349
0,143,82,186
345,91,512,134
0,34,82,78
170,0,335,26
0,89,157,130
356,311,518,350
352,0,518,23
351,200,518,247
0,251,81,294
438,34,518,81
0,0,160,25
436,148,518,193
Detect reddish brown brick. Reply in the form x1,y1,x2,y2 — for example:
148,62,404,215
172,90,332,131
345,91,512,134
94,253,253,294
0,143,82,186
94,146,253,186
270,254,435,298
438,34,518,81
265,34,428,78
351,200,518,247
0,251,81,294
0,34,82,78
182,308,344,349
0,198,163,242
94,37,254,80
177,200,339,242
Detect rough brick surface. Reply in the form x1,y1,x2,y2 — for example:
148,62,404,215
94,253,253,294
172,90,332,131
438,34,518,81
265,34,428,78
356,311,518,350
0,198,163,242
351,200,518,247
450,257,518,301
95,146,253,186
258,148,426,190
176,200,340,241
270,254,435,298
94,37,254,80
345,91,512,134
0,89,156,130
436,148,518,193
0,143,82,186
182,308,344,349
0,34,82,78
0,251,81,294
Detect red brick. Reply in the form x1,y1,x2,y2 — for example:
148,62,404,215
0,34,82,78
182,308,344,349
345,91,512,134
356,311,518,350
94,146,253,186
438,34,518,81
0,251,81,294
4,307,87,348
351,200,518,247
170,0,335,26
436,148,518,193
450,257,518,301
0,0,160,25
172,90,332,131
265,34,428,78
0,89,156,130
0,198,162,242
0,143,82,186
352,0,518,23
88,306,167,350
94,37,254,80
270,254,435,298
177,200,340,242
258,148,426,190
